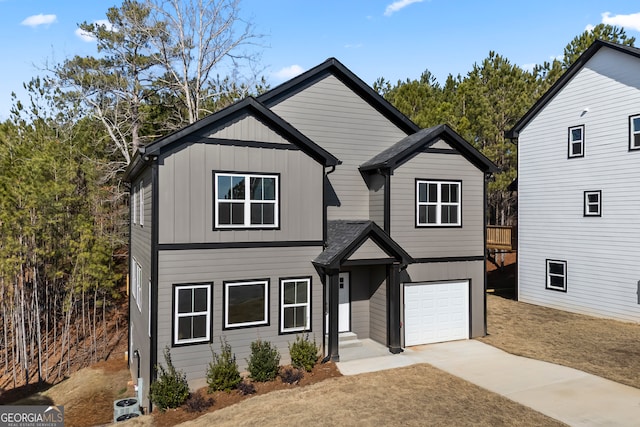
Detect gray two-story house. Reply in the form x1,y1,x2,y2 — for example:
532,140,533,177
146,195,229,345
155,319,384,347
125,58,497,411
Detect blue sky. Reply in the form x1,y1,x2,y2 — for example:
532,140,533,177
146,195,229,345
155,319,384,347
2,0,640,121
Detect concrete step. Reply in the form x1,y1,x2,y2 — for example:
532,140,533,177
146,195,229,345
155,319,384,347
339,332,362,348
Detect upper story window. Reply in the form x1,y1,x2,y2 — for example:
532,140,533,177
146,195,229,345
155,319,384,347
132,259,142,311
546,259,567,292
583,190,601,217
416,180,461,227
139,181,144,226
214,173,279,229
132,187,137,225
630,114,640,151
568,125,584,158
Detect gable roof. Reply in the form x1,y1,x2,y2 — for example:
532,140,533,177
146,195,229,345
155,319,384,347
507,40,640,139
124,96,340,181
360,124,498,174
313,220,414,270
258,57,420,135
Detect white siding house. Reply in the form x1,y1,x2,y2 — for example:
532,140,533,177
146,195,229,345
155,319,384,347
508,41,640,323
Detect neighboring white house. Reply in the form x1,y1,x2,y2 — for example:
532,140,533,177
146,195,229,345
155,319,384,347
507,40,640,323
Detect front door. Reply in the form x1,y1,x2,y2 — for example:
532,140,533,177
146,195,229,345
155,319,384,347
338,272,350,332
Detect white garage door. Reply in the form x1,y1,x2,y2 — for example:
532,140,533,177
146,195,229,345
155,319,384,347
404,280,469,346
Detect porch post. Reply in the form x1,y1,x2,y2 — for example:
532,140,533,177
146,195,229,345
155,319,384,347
327,270,340,362
388,263,403,354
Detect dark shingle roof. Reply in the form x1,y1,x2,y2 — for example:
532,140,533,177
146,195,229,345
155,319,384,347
313,220,413,269
360,124,498,174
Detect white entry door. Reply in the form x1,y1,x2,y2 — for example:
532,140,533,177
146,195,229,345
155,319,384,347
338,272,350,332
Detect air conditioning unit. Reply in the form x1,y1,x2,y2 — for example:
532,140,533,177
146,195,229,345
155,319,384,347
115,411,142,422
113,398,139,422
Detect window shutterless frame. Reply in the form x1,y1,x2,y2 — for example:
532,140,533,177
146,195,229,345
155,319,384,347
629,114,640,151
279,277,311,334
415,179,462,227
172,283,212,346
546,259,567,292
213,172,280,229
223,279,270,329
139,181,144,226
583,190,601,217
568,125,585,158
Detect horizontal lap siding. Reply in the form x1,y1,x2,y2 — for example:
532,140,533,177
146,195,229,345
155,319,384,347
403,260,485,338
518,48,640,322
368,266,388,344
269,75,408,220
159,144,323,244
129,169,153,403
156,246,323,385
390,147,485,258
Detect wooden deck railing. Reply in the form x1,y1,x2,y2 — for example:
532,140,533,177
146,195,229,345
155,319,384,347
487,225,517,251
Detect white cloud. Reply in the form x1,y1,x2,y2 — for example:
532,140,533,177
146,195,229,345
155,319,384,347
384,0,424,17
21,14,57,28
273,65,305,80
585,24,596,32
344,43,363,49
75,20,115,42
601,11,640,32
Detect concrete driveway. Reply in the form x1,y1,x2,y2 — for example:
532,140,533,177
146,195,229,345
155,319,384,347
337,340,640,427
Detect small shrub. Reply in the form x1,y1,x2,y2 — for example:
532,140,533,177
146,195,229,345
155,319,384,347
185,393,214,413
237,381,256,396
207,338,242,392
149,347,190,411
289,334,319,372
247,339,280,382
280,367,304,384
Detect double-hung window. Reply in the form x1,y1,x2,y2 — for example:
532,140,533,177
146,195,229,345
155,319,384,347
280,278,311,333
174,284,211,345
224,280,269,329
584,190,601,217
630,114,640,151
568,125,584,158
416,180,461,226
132,187,137,225
139,181,144,226
546,260,567,292
215,173,278,228
132,260,142,311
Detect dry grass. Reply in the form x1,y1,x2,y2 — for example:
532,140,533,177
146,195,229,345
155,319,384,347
153,364,564,427
480,294,640,389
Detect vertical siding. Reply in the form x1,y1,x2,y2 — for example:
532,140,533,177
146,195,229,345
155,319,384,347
403,260,485,338
156,246,323,386
269,75,409,220
347,238,390,260
129,168,153,404
390,146,485,258
518,47,640,323
209,115,291,144
158,144,323,244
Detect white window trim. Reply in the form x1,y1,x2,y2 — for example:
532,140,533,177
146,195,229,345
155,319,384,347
132,186,137,225
214,173,279,228
132,259,142,312
280,278,311,333
568,125,584,158
416,180,461,226
224,280,269,328
546,259,567,292
584,190,601,217
139,181,144,227
630,114,640,151
174,284,211,345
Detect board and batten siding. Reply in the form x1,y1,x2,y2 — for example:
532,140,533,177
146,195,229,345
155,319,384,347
390,144,485,259
129,168,153,404
156,246,323,387
518,47,640,322
268,74,409,220
209,115,292,144
158,144,323,244
402,260,485,339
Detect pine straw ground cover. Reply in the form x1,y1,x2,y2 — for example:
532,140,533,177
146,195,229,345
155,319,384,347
479,293,640,390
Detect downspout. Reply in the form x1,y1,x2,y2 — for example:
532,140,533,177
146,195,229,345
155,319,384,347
148,157,159,413
321,165,336,362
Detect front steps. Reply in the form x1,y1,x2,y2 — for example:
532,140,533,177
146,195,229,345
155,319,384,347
338,332,362,348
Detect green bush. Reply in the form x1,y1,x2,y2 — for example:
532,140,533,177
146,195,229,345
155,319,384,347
149,347,190,411
247,339,280,382
206,338,242,392
289,334,319,372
